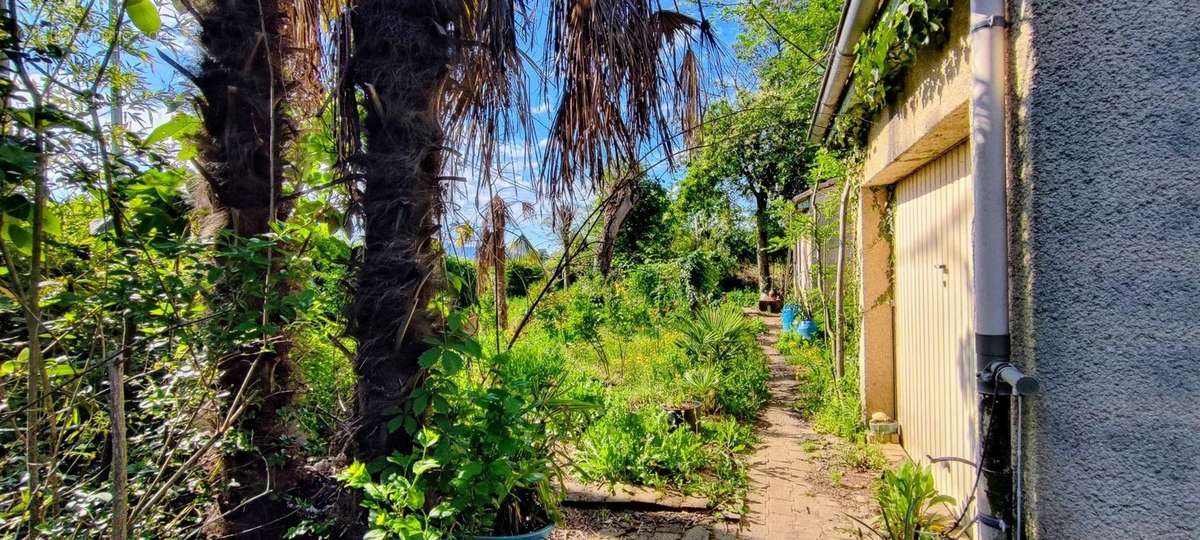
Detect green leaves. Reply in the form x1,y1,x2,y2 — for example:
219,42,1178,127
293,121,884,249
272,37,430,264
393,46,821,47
144,113,202,160
0,350,79,379
124,0,162,36
145,114,201,146
0,348,29,377
835,0,952,148
0,139,37,185
411,458,440,476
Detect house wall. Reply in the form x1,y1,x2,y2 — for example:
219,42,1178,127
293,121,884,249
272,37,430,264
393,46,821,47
1009,1,1200,538
863,0,972,187
858,0,972,430
792,187,844,301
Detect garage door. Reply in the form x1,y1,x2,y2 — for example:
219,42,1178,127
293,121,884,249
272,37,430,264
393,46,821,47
893,141,977,509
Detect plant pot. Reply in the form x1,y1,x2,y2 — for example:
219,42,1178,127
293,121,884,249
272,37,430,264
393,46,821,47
663,400,702,432
781,303,802,333
474,523,556,540
796,319,818,340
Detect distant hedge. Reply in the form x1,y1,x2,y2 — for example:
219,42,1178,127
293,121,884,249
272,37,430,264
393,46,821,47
506,258,546,297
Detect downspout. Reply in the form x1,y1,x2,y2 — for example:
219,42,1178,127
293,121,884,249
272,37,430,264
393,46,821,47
807,0,882,142
968,0,1038,538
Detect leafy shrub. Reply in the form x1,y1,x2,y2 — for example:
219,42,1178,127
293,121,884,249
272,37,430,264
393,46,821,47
677,305,756,364
702,417,757,454
723,288,759,308
853,460,956,539
506,258,546,297
625,262,687,310
576,406,706,489
714,351,772,421
783,337,863,438
340,307,565,538
445,255,479,307
678,249,730,302
291,327,354,448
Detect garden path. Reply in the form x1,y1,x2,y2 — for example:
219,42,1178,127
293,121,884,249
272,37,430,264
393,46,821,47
553,311,884,539
728,311,872,539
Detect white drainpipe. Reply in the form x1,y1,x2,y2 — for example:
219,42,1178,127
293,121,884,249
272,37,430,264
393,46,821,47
969,1,1038,538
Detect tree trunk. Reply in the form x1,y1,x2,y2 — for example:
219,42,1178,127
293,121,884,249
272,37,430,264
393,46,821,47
347,0,449,467
811,189,832,334
833,180,852,379
753,191,773,293
193,1,309,536
596,182,634,278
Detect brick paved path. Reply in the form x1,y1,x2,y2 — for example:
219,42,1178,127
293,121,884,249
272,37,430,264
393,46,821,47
718,313,857,539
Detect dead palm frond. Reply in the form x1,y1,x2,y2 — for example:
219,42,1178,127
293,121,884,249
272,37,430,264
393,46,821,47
594,169,636,277
477,196,511,329
541,0,720,196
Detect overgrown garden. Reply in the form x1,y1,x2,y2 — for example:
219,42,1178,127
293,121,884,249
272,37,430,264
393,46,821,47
0,0,962,538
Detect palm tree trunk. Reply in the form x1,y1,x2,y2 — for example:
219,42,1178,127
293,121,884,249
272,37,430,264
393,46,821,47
192,1,310,536
347,0,450,465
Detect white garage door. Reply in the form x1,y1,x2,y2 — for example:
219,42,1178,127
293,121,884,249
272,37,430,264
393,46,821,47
893,141,977,510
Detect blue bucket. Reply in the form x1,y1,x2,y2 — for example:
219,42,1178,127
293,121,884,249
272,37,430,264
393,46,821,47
781,304,800,333
796,319,818,340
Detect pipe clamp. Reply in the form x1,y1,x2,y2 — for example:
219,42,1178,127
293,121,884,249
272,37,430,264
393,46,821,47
970,15,1011,33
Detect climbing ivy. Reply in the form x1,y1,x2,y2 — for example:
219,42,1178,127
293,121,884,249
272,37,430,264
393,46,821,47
828,0,952,148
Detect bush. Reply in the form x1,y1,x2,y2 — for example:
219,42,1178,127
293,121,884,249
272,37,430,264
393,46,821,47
291,327,354,449
781,337,863,438
506,258,546,297
715,351,772,421
857,461,956,539
576,405,707,489
445,255,479,307
625,262,687,309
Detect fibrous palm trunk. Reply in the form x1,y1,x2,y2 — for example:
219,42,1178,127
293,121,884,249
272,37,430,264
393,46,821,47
347,0,449,465
192,0,315,536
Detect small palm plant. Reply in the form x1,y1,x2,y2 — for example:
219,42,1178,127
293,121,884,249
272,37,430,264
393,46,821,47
678,305,754,364
853,460,956,539
682,366,721,413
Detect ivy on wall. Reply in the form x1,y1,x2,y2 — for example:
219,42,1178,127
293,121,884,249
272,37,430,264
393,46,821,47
828,0,952,149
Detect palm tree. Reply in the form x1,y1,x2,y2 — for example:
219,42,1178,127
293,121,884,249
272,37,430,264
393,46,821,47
190,0,320,536
340,0,716,470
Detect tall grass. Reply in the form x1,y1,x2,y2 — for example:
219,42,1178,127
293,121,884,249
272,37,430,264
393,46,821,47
779,334,864,439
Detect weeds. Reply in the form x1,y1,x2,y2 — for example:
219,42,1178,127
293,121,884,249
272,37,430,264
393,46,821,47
851,461,957,540
780,334,864,438
502,278,770,509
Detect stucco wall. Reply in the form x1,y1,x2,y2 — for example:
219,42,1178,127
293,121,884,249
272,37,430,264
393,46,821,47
864,0,972,186
1009,1,1200,538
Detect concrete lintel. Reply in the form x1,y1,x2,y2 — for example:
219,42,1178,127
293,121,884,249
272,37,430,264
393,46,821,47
864,102,971,187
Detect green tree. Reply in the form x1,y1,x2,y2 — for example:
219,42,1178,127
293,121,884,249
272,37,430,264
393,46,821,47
729,0,842,112
683,93,811,292
614,175,673,263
